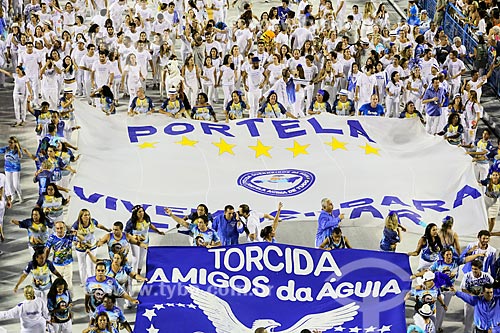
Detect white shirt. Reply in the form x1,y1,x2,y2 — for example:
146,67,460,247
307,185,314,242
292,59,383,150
245,211,264,242
0,297,49,330
19,51,41,78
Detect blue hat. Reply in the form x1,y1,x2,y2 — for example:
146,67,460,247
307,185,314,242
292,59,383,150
252,57,260,63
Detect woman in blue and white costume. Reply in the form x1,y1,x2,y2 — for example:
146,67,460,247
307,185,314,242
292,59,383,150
261,202,283,243
0,136,23,203
408,223,443,271
380,211,406,252
191,93,217,122
225,90,249,121
258,92,297,119
87,251,147,309
125,205,165,275
71,209,111,287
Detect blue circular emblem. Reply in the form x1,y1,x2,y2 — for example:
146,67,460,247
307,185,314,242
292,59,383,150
237,169,316,197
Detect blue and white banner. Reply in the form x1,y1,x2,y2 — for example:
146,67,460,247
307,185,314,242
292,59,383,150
69,102,487,235
134,244,412,333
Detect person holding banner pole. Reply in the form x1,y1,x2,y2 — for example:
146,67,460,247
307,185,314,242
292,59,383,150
165,208,221,247
315,198,344,248
238,204,275,242
125,206,165,276
408,223,443,271
261,202,283,243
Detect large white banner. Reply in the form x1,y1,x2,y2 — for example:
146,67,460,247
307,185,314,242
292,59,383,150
68,102,487,235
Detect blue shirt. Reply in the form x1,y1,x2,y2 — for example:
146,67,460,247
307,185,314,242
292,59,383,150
0,146,21,172
188,223,220,246
93,304,127,329
107,232,130,259
315,210,341,247
19,218,54,248
430,257,465,283
45,233,75,266
85,276,125,311
423,86,445,116
34,169,53,195
359,103,384,116
380,227,400,251
24,260,57,291
456,292,500,330
102,259,133,286
212,214,245,246
47,290,72,323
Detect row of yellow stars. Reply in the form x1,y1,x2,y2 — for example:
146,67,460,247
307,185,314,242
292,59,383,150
138,136,381,157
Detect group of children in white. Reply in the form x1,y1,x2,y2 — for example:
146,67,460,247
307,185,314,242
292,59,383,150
0,0,499,330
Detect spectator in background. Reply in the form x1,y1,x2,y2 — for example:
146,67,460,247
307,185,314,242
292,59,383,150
359,94,384,116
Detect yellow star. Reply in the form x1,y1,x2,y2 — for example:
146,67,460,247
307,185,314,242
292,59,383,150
286,140,310,157
212,138,236,155
359,143,380,156
248,139,272,158
138,141,158,149
325,137,348,151
175,136,198,147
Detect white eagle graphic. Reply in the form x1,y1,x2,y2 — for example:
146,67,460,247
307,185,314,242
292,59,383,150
185,285,360,333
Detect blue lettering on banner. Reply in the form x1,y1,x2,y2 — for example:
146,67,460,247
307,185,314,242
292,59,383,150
236,169,316,197
134,244,411,332
126,117,377,143
72,185,481,226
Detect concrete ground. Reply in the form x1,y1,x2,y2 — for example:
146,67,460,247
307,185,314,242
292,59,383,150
1,0,499,332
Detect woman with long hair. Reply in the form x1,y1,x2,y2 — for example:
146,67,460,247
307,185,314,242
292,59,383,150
463,90,482,145
125,205,165,275
71,209,110,286
47,277,72,333
260,202,283,243
407,66,424,111
408,223,443,270
11,207,53,254
121,53,144,107
182,54,201,108
217,54,237,109
0,66,33,127
437,216,461,258
225,90,249,121
360,1,376,38
0,136,23,203
380,211,406,252
437,113,463,145
83,311,115,333
36,182,70,223
14,248,63,302
385,71,404,118
61,55,78,92
481,171,500,232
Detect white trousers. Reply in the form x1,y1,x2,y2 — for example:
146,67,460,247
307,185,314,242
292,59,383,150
13,94,27,122
435,290,453,330
6,171,21,198
50,321,72,333
0,201,4,229
130,244,147,273
222,85,234,112
247,89,262,119
385,96,400,118
426,115,442,135
293,89,306,118
464,302,474,333
75,249,95,286
27,76,39,105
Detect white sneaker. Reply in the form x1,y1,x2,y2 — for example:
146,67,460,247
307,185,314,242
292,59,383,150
17,195,23,204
